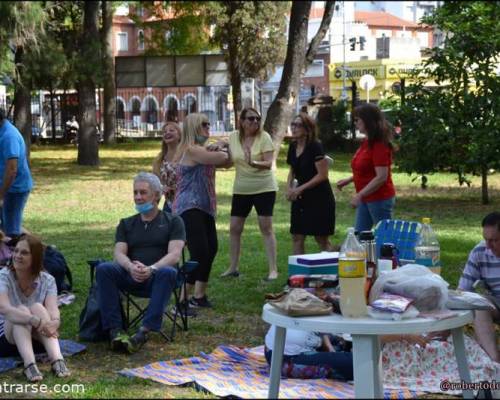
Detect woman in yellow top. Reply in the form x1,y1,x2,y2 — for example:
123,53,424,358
220,108,279,281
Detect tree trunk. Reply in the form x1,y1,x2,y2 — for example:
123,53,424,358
13,46,32,158
226,2,243,127
229,57,242,128
481,164,489,205
264,1,335,156
101,0,116,144
77,1,99,166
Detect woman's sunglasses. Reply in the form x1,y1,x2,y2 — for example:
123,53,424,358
201,122,210,128
245,116,261,122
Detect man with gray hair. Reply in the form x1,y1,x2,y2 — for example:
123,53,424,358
96,172,185,353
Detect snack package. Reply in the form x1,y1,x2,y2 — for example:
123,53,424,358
370,292,414,313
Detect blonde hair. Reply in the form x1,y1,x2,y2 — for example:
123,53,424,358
153,121,181,176
238,107,262,144
174,113,209,162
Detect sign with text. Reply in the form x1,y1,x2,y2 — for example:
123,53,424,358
329,65,385,81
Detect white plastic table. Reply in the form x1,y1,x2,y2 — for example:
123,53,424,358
262,304,474,399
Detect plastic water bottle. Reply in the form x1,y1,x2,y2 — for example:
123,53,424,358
414,217,441,275
339,227,367,317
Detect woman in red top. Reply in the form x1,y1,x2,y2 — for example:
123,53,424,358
336,103,395,232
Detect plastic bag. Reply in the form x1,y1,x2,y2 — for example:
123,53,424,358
267,288,332,317
370,293,414,313
367,305,420,320
369,264,449,311
446,290,496,310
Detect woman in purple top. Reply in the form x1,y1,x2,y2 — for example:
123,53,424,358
172,114,229,309
0,235,70,382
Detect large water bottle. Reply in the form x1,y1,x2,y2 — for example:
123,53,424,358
339,227,367,317
414,217,441,275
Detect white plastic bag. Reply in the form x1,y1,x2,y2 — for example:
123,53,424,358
369,264,449,311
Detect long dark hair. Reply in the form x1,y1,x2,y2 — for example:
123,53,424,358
353,103,392,148
294,112,318,144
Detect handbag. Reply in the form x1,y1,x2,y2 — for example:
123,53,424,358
267,288,332,317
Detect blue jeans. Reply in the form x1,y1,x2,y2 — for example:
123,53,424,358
264,348,353,381
355,196,395,232
95,262,177,332
1,191,30,236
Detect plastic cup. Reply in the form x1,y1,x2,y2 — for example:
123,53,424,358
377,259,393,274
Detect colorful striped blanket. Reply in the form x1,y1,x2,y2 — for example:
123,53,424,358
120,345,419,399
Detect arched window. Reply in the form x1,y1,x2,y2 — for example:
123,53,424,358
116,99,125,120
137,30,145,51
186,96,197,115
146,97,158,124
131,98,141,127
165,97,179,122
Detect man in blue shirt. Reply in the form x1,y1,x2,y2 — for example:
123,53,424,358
0,109,33,239
458,211,500,362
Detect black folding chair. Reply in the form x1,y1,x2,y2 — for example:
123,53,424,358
87,250,198,342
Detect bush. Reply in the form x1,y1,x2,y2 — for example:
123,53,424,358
316,101,350,150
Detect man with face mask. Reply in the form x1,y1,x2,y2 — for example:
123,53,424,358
95,172,185,353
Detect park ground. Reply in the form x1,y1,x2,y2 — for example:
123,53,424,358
2,140,499,398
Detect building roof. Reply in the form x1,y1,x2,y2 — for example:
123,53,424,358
354,11,421,29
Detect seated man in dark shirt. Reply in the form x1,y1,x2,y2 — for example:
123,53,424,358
96,172,185,353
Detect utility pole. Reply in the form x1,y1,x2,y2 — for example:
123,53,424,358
342,1,347,100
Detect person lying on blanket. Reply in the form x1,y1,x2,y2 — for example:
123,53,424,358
264,325,428,380
0,234,70,382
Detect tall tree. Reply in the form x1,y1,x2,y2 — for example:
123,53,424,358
77,1,100,166
397,1,500,204
0,1,45,154
210,1,288,126
137,1,288,127
263,1,335,153
101,0,116,144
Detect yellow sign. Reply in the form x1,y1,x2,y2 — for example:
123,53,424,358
386,64,422,79
329,65,385,81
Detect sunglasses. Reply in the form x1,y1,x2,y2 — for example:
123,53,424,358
290,122,303,128
245,116,261,122
201,122,210,128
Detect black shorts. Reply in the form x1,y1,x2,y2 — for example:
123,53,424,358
0,334,45,357
231,191,276,218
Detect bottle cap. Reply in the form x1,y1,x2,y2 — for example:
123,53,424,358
422,217,431,224
359,230,374,241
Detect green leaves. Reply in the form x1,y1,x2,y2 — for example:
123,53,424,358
396,1,500,203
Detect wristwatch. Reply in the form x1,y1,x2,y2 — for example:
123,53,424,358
150,264,158,274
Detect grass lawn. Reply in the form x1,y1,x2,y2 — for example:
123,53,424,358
3,140,499,398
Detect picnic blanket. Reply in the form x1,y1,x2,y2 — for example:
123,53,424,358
383,334,499,395
120,345,419,399
0,340,86,373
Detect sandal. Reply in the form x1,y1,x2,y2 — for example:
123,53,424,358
23,363,43,382
51,359,71,378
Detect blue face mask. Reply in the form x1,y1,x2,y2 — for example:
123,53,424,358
195,134,208,145
135,201,154,214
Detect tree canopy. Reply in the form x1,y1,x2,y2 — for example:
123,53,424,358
396,1,500,204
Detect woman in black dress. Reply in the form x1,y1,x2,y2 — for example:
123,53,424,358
286,113,336,254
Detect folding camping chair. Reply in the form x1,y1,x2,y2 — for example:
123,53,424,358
373,219,422,262
87,250,198,342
